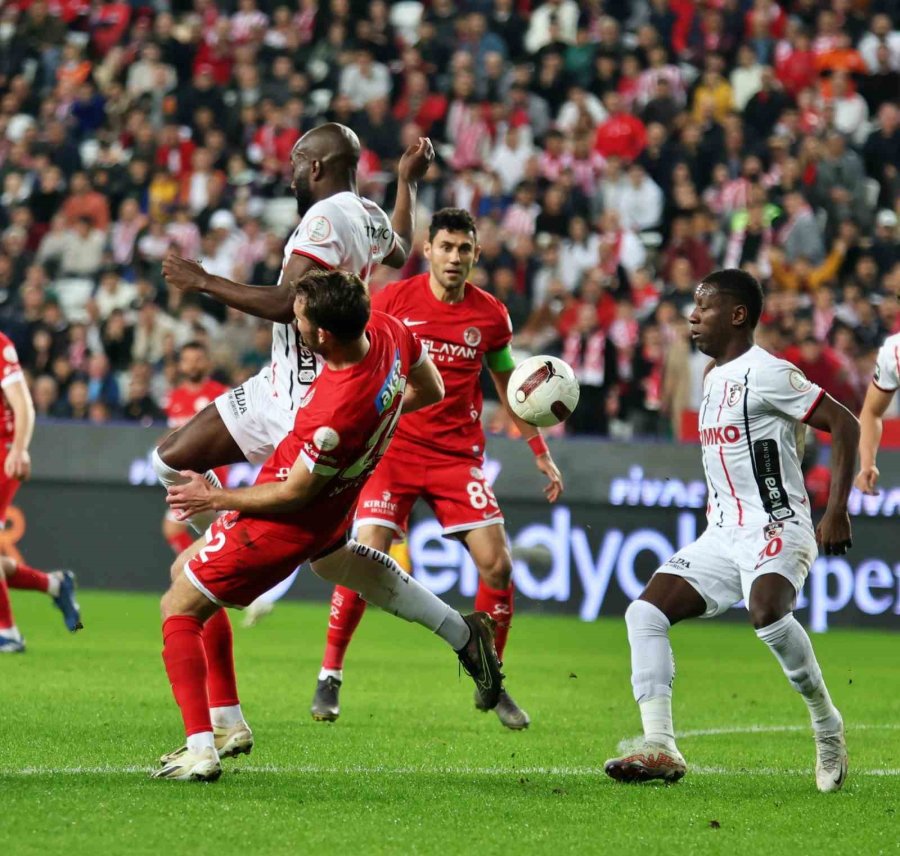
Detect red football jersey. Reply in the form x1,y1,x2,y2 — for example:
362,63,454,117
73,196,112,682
165,379,228,428
372,273,512,461
246,310,425,545
0,333,24,446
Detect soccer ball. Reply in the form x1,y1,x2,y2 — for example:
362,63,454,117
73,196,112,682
507,355,580,427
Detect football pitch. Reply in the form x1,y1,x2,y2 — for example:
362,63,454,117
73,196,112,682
2,591,897,855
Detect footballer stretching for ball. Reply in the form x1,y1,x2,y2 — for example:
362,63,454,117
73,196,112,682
309,208,564,730
604,270,857,792
155,270,504,781
0,331,81,653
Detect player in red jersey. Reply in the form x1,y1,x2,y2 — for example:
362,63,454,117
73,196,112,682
0,332,81,653
160,342,229,556
309,209,564,730
152,270,504,781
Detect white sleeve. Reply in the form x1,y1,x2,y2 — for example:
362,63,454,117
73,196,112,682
754,361,825,423
873,339,900,392
287,199,349,270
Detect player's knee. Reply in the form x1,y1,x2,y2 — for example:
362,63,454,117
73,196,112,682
625,599,670,638
748,602,790,630
479,549,512,589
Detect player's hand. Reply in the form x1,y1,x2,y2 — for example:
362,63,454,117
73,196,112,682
4,449,30,481
536,453,563,504
161,253,210,294
815,509,853,556
166,471,216,520
853,465,880,495
397,137,435,183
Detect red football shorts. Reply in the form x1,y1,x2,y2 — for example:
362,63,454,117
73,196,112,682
184,512,314,608
0,447,20,522
355,451,504,541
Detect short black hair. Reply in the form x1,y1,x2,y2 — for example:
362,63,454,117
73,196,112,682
428,208,477,243
293,269,370,342
701,268,765,329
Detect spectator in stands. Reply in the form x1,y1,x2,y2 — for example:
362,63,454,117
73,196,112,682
339,46,391,110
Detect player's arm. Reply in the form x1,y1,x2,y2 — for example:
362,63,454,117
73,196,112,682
401,353,444,414
166,458,332,518
161,251,320,324
854,383,894,495
488,347,564,503
3,378,34,480
383,137,435,268
805,394,860,556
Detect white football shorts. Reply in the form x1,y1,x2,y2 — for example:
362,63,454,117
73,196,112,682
654,520,817,618
215,369,298,466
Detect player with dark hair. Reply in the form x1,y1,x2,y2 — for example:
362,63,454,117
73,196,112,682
309,208,564,730
604,268,858,791
154,269,503,781
0,331,81,652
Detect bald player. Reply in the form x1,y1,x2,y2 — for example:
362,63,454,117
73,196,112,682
151,124,433,761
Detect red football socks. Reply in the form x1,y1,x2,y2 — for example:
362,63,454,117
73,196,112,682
203,608,240,708
322,585,367,670
7,562,50,592
167,531,195,555
0,576,14,630
475,580,514,660
161,615,212,737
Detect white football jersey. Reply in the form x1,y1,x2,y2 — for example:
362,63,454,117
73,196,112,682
872,333,900,393
699,345,824,531
269,192,396,410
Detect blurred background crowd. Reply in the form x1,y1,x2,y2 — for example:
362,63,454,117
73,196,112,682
0,0,897,438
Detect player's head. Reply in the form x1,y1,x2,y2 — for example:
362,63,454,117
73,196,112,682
292,269,371,353
690,268,764,357
424,208,480,292
178,341,210,384
290,123,361,215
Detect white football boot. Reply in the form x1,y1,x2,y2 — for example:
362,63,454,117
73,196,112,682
159,722,254,765
815,721,848,793
605,742,687,783
151,746,222,782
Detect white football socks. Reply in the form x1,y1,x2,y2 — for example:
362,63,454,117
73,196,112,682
755,613,841,734
151,448,221,533
626,600,677,751
210,704,245,729
319,668,343,682
311,541,470,650
186,731,216,755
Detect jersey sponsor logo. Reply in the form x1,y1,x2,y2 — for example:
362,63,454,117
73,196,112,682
374,350,403,415
402,318,428,327
752,438,795,521
298,348,317,385
699,425,741,446
726,381,744,407
361,492,397,514
420,339,478,362
313,426,340,451
2,345,17,364
464,326,482,347
874,363,881,381
789,370,812,392
230,385,248,418
664,556,691,570
306,216,332,243
365,223,392,241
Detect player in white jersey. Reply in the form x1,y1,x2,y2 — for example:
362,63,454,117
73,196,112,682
604,269,859,793
855,330,900,495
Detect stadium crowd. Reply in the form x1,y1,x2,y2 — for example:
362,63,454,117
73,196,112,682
0,0,897,438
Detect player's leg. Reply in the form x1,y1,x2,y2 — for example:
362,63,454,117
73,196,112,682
0,556,82,632
462,523,530,730
0,558,23,652
310,538,504,710
746,532,846,792
605,529,737,784
310,524,392,721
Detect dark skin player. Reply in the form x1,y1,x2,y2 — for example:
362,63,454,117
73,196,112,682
157,123,435,472
640,279,859,632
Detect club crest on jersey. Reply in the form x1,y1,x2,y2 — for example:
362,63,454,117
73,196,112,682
306,216,332,243
382,491,391,502
874,363,881,381
313,426,340,451
764,521,784,541
470,467,483,480
463,327,482,347
726,381,744,407
789,370,811,392
2,345,16,363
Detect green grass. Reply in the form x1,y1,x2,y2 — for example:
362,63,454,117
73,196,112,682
1,591,898,855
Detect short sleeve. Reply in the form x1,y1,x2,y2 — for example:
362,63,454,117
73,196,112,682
873,339,900,392
492,303,513,351
754,361,825,423
0,339,23,389
286,199,349,271
408,328,426,368
297,417,349,477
